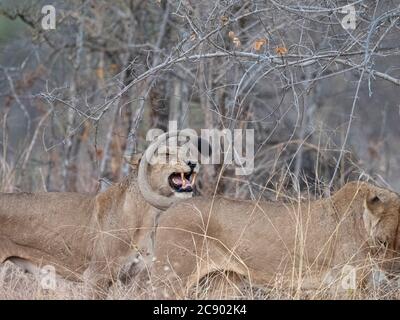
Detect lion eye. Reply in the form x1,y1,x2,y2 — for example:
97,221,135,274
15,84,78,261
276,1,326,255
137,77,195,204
376,237,388,248
379,241,388,248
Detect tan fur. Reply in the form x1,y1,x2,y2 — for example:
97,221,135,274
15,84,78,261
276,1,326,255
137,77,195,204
150,181,400,298
0,141,199,297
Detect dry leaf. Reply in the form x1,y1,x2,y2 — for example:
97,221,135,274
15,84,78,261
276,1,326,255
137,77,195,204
228,31,235,39
190,32,196,41
96,67,104,80
221,16,228,25
81,122,91,142
96,148,104,160
109,63,119,74
253,38,267,51
275,46,288,56
233,37,241,48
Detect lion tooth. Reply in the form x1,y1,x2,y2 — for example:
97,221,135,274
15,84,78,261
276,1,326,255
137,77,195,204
181,172,186,188
191,173,197,186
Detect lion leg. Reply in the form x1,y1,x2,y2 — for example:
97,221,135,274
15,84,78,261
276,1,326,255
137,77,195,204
196,271,247,299
150,234,199,299
150,224,248,299
6,257,41,274
151,247,248,299
82,263,114,299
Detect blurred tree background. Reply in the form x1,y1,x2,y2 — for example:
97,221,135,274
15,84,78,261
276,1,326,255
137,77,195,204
0,0,399,199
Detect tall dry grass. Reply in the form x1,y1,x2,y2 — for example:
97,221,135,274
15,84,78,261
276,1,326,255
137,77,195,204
1,258,400,300
1,176,400,300
0,135,398,300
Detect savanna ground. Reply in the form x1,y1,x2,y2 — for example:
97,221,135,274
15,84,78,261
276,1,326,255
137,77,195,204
2,249,400,300
0,0,400,299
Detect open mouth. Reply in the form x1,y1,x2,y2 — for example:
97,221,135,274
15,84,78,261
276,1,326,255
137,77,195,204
168,172,197,193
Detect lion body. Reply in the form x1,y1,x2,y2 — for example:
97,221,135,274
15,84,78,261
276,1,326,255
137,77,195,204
0,132,200,296
0,174,157,292
151,182,400,298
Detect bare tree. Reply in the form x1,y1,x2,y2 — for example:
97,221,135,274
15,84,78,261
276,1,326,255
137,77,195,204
0,0,398,198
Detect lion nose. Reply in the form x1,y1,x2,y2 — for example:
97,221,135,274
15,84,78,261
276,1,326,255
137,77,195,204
187,161,197,170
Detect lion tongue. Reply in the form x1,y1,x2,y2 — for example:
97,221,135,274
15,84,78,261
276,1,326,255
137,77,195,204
172,176,182,185
172,175,192,188
184,179,192,188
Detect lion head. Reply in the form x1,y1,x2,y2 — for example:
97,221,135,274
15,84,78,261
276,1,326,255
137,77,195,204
147,140,199,199
137,130,207,210
363,185,400,271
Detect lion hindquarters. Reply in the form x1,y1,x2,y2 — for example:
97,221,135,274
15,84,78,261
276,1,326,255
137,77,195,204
151,224,246,299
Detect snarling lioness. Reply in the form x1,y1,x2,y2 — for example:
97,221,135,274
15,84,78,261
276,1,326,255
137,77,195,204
150,181,400,298
0,131,201,296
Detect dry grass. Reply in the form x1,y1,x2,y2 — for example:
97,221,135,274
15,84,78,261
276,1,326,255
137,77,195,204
2,179,400,300
0,138,398,300
2,178,400,300
1,260,400,300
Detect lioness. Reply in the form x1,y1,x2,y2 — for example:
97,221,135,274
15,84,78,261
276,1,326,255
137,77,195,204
0,131,200,297
150,181,400,299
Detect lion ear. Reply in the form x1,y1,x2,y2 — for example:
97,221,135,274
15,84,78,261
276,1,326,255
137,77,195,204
365,191,384,215
124,153,143,167
367,194,381,205
198,137,212,160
